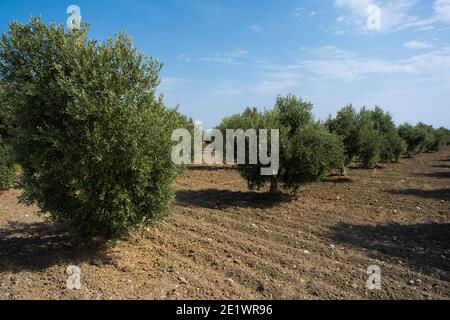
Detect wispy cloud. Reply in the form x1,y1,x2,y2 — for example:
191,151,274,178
178,49,251,65
335,0,418,33
434,0,450,22
334,0,450,34
250,24,263,32
160,77,191,91
296,45,450,82
178,43,450,99
176,54,192,63
293,7,317,17
244,45,450,85
403,40,434,50
199,49,250,64
249,80,300,96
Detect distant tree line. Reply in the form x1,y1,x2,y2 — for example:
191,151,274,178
219,100,450,194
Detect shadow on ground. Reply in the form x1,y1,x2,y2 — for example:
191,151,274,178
327,223,450,277
321,177,353,184
176,189,292,209
0,221,107,273
385,188,450,200
420,172,450,179
432,164,450,169
187,166,236,172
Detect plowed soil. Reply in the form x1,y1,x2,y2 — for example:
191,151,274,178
0,147,449,300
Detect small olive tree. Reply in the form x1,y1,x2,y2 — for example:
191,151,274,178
219,95,345,194
432,127,450,150
368,107,406,163
443,128,450,145
399,123,422,156
0,18,183,240
325,105,360,174
414,123,449,153
415,123,437,153
398,123,441,155
328,106,405,170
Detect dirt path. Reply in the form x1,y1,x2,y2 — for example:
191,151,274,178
0,147,449,300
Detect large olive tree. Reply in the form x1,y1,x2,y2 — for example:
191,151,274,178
0,18,184,240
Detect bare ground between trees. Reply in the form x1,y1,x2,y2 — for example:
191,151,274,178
0,147,449,300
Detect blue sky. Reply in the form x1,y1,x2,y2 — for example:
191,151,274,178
1,0,450,129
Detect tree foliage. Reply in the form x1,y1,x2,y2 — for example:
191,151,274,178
327,105,405,169
0,18,183,240
219,95,345,193
398,123,447,155
0,86,15,190
366,107,406,163
325,105,360,167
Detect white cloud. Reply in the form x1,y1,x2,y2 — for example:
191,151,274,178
334,0,450,33
404,46,450,79
199,48,250,64
299,57,410,82
251,24,263,32
199,57,235,64
160,77,191,91
249,80,300,95
403,40,434,50
226,49,250,57
252,45,450,84
295,45,450,82
434,0,450,22
293,7,305,17
177,54,192,63
335,0,373,13
306,45,358,59
178,49,251,65
293,7,317,17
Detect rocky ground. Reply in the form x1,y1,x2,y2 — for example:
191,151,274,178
0,147,449,300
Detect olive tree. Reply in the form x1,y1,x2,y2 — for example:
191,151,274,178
328,106,405,170
414,123,449,153
325,105,360,174
368,107,406,163
399,123,422,156
0,18,183,240
398,123,439,155
434,127,450,149
219,95,345,194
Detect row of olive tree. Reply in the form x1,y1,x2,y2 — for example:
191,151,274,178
398,123,449,156
325,105,406,171
219,101,450,195
0,18,191,240
219,95,345,194
326,106,450,171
